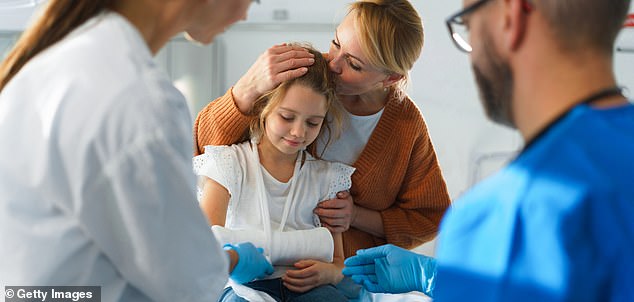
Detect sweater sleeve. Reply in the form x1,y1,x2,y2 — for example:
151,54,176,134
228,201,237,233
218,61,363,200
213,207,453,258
380,128,451,249
193,88,255,156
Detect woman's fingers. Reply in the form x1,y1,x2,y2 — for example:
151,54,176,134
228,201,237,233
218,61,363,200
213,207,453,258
268,47,315,76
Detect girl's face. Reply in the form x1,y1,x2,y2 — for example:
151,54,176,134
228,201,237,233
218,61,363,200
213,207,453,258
327,13,389,96
264,84,328,155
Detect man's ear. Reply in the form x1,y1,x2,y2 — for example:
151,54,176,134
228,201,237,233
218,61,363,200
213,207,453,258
503,0,531,51
382,73,404,87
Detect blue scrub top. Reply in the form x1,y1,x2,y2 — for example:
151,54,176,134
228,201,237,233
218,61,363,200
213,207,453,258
435,103,634,302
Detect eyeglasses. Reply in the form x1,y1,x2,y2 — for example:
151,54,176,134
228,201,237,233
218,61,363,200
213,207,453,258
446,0,533,53
445,0,492,53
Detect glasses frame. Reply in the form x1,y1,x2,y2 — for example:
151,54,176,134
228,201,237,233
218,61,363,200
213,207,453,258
445,0,492,53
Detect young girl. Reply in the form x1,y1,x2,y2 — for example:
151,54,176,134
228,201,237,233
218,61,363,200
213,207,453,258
193,45,353,302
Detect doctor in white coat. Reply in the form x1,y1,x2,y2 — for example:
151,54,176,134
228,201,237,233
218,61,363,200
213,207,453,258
0,0,272,301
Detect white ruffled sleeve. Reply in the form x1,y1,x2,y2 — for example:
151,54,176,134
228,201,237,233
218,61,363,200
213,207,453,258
326,162,356,199
192,145,240,201
311,161,355,228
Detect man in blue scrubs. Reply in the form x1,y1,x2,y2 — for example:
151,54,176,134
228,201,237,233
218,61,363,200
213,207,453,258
342,0,634,301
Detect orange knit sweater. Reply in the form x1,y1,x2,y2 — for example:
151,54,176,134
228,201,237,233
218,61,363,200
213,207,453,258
194,89,451,257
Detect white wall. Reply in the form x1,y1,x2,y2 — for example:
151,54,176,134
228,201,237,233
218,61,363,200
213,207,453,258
410,0,524,199
615,16,634,97
0,33,18,58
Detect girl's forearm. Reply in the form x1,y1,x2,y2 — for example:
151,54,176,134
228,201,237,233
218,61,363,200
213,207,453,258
329,257,345,285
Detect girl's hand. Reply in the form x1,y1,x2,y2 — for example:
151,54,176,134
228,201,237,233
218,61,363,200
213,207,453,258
282,259,344,293
232,44,315,113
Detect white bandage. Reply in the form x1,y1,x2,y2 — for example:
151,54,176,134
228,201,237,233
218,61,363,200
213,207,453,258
211,225,333,265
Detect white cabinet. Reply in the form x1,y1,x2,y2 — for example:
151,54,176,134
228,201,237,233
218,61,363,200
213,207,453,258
156,37,218,117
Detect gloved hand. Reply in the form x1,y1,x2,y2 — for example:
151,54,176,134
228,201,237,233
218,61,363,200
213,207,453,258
225,242,274,284
342,244,437,297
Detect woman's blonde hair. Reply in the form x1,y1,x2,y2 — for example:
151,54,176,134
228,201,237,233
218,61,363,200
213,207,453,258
0,0,115,92
247,44,344,156
349,0,424,100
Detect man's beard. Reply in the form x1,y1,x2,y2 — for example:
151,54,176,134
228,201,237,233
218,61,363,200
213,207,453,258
472,31,516,128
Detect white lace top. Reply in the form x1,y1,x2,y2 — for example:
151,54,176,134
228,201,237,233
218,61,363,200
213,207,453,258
193,141,355,232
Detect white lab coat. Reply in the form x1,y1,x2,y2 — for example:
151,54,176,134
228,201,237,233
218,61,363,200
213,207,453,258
0,12,227,301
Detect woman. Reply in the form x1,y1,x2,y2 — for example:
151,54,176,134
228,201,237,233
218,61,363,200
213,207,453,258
0,0,272,301
194,0,451,258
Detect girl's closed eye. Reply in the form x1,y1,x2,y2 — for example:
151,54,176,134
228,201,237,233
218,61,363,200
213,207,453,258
306,120,321,128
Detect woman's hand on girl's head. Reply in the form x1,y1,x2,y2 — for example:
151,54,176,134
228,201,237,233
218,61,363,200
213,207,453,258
315,191,355,233
232,44,315,114
282,259,344,293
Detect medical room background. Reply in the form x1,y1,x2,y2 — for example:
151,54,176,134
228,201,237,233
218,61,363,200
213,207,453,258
2,0,633,256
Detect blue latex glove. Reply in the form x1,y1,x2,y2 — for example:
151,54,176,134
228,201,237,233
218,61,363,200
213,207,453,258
225,242,274,284
342,244,437,297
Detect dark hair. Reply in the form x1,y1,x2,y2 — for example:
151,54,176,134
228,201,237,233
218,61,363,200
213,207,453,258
0,0,114,92
534,0,631,53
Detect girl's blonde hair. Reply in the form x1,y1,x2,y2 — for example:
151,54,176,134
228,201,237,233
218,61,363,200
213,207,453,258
247,44,344,156
349,0,424,101
0,0,115,92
